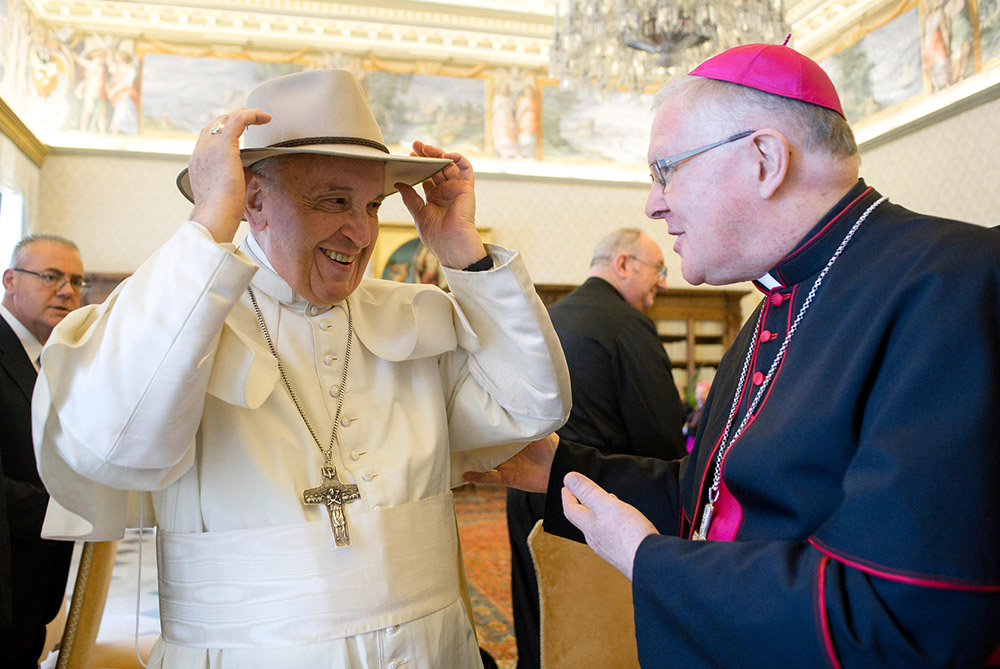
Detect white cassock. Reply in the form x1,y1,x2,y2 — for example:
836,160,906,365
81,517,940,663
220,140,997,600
33,221,571,668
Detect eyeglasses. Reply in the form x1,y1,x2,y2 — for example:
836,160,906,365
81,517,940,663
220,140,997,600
628,255,668,282
12,268,89,293
650,130,756,190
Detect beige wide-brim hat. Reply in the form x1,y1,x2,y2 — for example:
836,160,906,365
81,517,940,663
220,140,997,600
176,69,452,202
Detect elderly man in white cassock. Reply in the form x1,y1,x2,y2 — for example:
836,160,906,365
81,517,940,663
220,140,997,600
32,69,571,668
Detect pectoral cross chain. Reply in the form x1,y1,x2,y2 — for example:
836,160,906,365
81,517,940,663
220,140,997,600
303,465,361,547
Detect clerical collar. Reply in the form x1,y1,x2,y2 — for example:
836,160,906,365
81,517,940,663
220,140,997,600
755,273,782,291
0,302,43,370
245,232,276,273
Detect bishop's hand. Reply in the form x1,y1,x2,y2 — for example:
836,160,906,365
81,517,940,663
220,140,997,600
560,472,659,581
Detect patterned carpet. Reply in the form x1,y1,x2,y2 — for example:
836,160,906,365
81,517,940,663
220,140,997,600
455,483,518,668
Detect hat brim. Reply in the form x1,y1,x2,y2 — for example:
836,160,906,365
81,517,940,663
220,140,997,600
176,144,453,203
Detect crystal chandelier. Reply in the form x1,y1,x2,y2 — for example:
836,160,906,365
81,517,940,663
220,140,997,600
550,0,787,95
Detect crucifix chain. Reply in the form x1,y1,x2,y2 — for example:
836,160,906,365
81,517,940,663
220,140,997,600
248,287,360,547
693,196,886,541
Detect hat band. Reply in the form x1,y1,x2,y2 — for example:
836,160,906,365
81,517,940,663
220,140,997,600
267,136,390,154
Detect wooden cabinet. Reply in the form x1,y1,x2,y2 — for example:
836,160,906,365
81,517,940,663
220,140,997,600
535,285,750,386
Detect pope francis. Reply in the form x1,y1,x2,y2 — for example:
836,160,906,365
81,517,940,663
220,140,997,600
32,69,571,668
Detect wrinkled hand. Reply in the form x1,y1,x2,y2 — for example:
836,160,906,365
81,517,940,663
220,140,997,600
561,472,658,581
396,141,486,270
187,109,271,243
463,433,559,493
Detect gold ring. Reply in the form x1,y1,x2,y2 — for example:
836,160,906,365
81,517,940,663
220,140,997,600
209,120,225,135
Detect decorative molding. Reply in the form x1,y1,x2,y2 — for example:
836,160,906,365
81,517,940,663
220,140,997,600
20,0,886,72
855,66,1000,149
0,97,49,167
788,0,905,59
25,0,555,68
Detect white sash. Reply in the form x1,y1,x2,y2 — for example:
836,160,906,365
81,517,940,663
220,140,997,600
156,492,460,647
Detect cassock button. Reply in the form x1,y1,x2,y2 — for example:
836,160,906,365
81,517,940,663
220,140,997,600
319,321,331,331
329,385,340,397
770,292,785,306
350,449,367,461
752,371,765,386
760,330,774,343
323,355,337,366
309,306,319,316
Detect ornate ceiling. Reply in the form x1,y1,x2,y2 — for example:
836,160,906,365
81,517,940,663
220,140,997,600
21,0,898,72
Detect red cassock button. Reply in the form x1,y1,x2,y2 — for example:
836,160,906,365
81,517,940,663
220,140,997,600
770,292,785,306
752,371,765,386
760,330,774,343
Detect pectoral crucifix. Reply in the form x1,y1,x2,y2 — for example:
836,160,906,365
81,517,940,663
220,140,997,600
303,465,361,547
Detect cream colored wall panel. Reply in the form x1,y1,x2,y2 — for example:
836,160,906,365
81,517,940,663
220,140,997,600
473,177,666,286
859,97,1000,228
343,174,685,287
38,152,193,272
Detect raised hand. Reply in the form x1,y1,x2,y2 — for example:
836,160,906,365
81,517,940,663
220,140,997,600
395,141,487,270
187,109,271,243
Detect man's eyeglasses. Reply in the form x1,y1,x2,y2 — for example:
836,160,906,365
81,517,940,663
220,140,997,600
650,130,756,190
12,268,89,293
628,256,668,282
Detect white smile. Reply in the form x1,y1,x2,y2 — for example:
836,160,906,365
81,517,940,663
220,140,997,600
322,249,356,264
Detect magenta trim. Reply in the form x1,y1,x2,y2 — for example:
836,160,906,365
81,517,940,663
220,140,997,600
816,555,843,669
986,641,1000,664
983,643,1000,667
689,286,795,539
746,285,795,417
705,476,742,541
809,538,1000,592
680,507,691,538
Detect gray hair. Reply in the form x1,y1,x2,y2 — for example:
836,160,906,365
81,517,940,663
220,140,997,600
590,228,644,267
247,155,287,187
654,75,858,159
10,234,79,268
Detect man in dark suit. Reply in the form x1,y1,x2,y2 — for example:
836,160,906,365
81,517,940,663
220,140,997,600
1,234,84,667
506,227,686,668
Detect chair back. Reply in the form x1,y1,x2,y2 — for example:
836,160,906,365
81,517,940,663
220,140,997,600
57,541,154,669
528,521,640,669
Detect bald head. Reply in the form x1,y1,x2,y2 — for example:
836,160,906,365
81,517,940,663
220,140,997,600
589,228,666,312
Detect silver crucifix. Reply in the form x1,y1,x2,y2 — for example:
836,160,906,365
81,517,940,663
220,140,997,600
303,465,361,547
